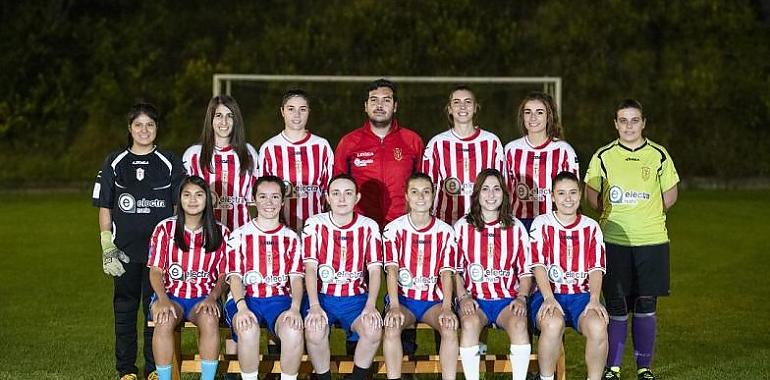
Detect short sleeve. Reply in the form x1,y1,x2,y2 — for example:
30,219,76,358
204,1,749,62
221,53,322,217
148,222,169,270
92,155,115,208
516,222,533,278
382,221,400,267
366,223,384,267
169,153,187,206
584,151,604,192
659,149,680,192
225,231,242,280
528,217,547,269
302,219,319,264
439,228,457,273
288,232,305,277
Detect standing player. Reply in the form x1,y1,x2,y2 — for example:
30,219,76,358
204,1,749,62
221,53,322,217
183,95,258,232
423,86,505,225
303,174,384,380
259,89,334,232
505,92,579,231
333,78,424,228
93,102,185,380
224,175,305,380
148,176,229,380
454,168,532,380
584,99,679,380
382,173,459,380
528,171,608,380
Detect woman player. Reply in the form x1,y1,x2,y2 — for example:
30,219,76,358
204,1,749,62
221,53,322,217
92,102,185,380
454,168,532,380
504,92,579,231
382,173,459,380
529,171,608,380
584,99,679,380
148,176,229,380
423,86,505,225
183,95,258,232
259,89,334,232
224,175,305,380
303,174,383,380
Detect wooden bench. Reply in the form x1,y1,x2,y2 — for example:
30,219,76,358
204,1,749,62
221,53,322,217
149,321,566,379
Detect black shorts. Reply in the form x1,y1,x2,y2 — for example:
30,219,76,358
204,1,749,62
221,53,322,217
603,242,670,299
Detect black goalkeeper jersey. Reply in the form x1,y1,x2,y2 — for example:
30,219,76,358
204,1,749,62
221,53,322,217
93,147,186,263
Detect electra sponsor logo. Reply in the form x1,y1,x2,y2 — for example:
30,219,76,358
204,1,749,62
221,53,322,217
317,265,363,284
118,193,166,214
468,264,511,283
168,264,211,282
353,158,374,167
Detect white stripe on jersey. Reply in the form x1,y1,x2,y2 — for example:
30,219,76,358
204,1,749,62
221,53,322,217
529,213,605,295
504,137,579,219
423,129,505,225
303,212,383,297
226,221,303,298
148,216,229,299
383,215,457,301
258,132,333,232
183,144,258,231
454,217,531,300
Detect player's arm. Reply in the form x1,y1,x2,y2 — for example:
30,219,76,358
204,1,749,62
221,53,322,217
229,274,258,331
303,261,327,330
438,269,458,329
362,264,383,329
662,184,678,212
194,273,224,318
98,207,130,276
584,270,608,323
585,186,602,213
532,266,562,320
149,266,177,324
383,265,403,328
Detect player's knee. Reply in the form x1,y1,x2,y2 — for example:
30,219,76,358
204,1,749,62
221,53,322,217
384,325,403,340
539,314,565,334
359,324,383,343
509,316,528,334
439,325,458,341
304,327,327,345
604,295,628,317
580,315,607,341
236,324,260,343
634,296,657,314
197,313,219,331
279,326,304,347
460,314,482,334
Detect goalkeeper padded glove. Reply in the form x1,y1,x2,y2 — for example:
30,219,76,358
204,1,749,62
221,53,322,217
100,231,130,277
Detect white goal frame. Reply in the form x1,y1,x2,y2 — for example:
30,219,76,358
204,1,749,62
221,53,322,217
212,74,562,117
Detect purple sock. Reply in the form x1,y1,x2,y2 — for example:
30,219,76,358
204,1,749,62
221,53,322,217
633,313,657,368
607,318,628,367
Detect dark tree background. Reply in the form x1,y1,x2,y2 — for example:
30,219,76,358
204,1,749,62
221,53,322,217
1,0,768,187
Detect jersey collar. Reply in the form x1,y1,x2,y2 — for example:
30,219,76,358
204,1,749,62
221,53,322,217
408,215,436,232
451,127,481,141
215,145,234,152
280,131,312,145
616,139,648,152
251,220,283,234
552,212,581,229
329,212,358,229
525,136,552,150
363,119,400,139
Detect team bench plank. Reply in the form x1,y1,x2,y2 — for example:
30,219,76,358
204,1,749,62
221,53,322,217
148,322,566,379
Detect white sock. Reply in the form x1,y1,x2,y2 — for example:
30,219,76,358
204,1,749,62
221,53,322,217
540,375,554,380
509,344,531,380
280,373,298,380
241,371,259,380
459,345,481,380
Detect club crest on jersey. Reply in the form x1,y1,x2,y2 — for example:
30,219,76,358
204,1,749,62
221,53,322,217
136,168,145,181
641,166,651,181
393,148,403,161
398,268,413,287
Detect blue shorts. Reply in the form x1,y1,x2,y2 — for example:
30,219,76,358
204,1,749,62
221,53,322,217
149,293,208,321
225,296,292,341
476,298,514,326
302,293,368,341
385,295,441,322
529,292,590,333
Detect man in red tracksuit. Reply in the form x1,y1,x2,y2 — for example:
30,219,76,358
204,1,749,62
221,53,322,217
334,79,424,228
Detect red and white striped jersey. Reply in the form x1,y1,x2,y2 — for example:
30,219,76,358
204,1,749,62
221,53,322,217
182,144,259,231
225,221,303,298
383,215,457,301
529,213,605,294
504,137,579,219
258,132,333,232
422,129,505,224
303,212,383,297
148,216,229,299
454,217,532,300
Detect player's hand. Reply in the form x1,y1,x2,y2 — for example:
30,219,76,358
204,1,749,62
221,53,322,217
459,297,478,316
583,299,609,324
152,297,178,326
438,305,459,330
193,296,220,318
537,295,564,321
282,307,304,331
510,296,528,317
384,305,405,329
361,304,383,330
304,304,328,331
233,309,258,332
100,231,130,277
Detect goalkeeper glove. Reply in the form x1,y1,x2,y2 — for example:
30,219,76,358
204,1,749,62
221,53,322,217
100,231,130,277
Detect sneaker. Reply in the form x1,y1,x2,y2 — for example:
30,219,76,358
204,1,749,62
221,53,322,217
119,374,138,380
603,367,620,380
637,368,656,380
146,371,159,380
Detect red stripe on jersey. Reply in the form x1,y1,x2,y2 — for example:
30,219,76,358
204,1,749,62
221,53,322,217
148,217,228,298
226,222,303,298
303,213,382,297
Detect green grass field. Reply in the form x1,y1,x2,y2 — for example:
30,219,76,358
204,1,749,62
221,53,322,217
1,190,768,379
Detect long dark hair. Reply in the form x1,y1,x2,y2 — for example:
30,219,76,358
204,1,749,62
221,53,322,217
465,168,514,231
174,176,223,252
126,102,159,148
253,175,288,226
199,95,253,176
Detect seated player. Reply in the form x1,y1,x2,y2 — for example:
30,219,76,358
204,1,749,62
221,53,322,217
454,168,533,380
303,174,384,380
148,176,229,380
382,173,459,380
529,171,608,380
224,175,305,380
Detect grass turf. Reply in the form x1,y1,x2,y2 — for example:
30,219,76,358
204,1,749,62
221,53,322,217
0,190,768,379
